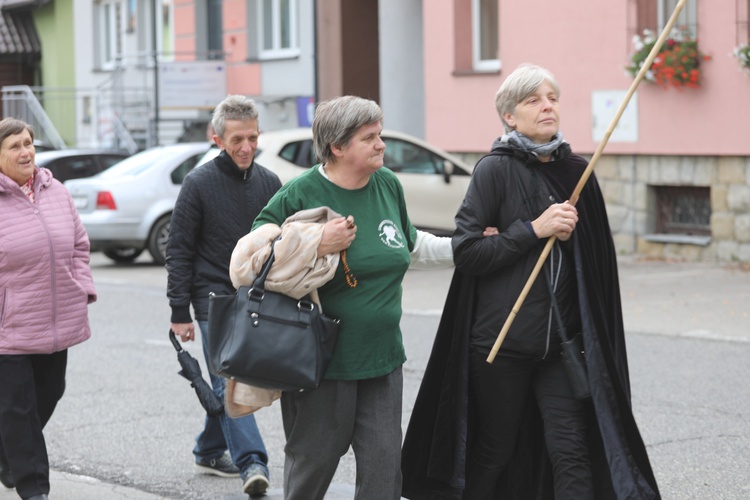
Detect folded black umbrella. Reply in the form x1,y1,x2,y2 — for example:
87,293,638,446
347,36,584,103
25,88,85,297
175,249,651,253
169,329,224,417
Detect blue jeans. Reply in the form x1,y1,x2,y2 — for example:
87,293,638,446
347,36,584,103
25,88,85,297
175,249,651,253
194,320,269,476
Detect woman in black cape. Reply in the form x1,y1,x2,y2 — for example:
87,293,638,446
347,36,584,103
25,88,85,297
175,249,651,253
401,64,660,500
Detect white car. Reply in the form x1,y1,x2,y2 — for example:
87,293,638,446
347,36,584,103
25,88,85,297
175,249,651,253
65,142,210,264
199,128,473,235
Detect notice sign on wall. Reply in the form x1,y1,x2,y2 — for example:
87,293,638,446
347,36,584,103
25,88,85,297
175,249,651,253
158,61,227,109
591,90,638,143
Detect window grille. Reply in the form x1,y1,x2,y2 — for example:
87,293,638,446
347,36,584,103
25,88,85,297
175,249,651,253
654,185,711,235
633,0,698,37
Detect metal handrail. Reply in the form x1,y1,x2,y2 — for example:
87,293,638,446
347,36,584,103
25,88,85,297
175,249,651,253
3,52,224,150
1,85,67,149
111,112,140,154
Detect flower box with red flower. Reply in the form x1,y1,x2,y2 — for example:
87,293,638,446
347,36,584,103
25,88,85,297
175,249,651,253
626,27,711,90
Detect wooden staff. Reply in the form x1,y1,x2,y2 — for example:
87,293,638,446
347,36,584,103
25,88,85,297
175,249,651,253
487,0,688,363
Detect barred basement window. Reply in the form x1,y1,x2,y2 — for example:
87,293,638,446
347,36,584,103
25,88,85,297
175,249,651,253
654,185,711,236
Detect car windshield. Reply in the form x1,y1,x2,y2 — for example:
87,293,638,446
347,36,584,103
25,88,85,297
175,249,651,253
97,148,165,179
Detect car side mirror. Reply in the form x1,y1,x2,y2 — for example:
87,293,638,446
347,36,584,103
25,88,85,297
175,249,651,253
443,160,454,183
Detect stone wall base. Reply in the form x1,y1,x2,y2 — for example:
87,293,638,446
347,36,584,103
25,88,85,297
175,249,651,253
451,151,750,263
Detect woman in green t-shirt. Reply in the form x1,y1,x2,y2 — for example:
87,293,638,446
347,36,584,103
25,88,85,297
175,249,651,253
252,96,452,500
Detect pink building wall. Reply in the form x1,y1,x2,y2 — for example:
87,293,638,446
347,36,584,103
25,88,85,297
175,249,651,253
173,0,196,61
424,0,750,156
172,0,261,95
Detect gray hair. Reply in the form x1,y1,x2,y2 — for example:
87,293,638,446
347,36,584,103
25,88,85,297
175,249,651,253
211,95,259,139
312,96,383,164
494,64,560,133
0,117,34,148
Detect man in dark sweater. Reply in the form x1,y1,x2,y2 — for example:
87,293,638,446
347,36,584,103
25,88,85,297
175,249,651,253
166,95,282,497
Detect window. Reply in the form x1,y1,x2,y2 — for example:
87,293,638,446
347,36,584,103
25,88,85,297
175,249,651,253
47,157,98,183
654,186,710,236
170,154,205,184
635,0,657,35
453,0,499,73
659,0,697,37
159,0,174,59
279,140,315,168
95,0,122,69
137,0,174,63
741,0,750,42
637,0,697,37
383,138,443,175
207,0,223,59
259,0,299,59
50,155,125,182
472,0,499,71
100,155,127,170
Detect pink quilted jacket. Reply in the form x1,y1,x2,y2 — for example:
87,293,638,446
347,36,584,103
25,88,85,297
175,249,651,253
0,167,97,354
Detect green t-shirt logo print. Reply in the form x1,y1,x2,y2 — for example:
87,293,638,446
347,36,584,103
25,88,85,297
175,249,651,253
378,220,405,248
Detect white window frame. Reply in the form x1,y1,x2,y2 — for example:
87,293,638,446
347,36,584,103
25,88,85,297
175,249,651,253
472,0,500,71
658,0,698,38
157,0,175,62
258,0,300,60
96,0,122,70
137,0,174,66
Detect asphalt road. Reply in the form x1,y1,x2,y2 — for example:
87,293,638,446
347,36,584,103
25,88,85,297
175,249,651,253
3,253,747,499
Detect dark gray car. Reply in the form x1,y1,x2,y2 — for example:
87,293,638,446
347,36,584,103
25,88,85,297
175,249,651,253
35,149,130,183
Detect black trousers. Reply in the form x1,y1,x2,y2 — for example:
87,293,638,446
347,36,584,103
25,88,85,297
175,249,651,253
463,348,593,500
0,350,67,500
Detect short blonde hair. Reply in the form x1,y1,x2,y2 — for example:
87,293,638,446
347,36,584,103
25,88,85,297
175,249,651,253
495,64,560,133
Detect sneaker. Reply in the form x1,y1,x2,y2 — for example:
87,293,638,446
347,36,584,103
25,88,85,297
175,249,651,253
194,452,240,478
241,464,269,497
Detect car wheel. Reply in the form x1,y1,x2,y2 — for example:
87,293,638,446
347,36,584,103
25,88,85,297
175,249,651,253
148,214,171,266
102,247,144,263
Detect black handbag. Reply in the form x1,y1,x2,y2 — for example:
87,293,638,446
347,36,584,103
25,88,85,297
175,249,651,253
206,239,340,391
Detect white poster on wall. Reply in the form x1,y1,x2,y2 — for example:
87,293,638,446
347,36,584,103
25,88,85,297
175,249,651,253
158,61,227,109
591,90,638,143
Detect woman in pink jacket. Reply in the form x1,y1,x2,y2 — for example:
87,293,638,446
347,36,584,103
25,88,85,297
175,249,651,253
0,118,97,500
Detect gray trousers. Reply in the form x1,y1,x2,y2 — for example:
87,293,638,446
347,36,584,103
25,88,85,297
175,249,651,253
280,367,403,500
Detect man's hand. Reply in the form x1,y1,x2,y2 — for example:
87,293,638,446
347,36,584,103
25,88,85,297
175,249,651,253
171,322,195,342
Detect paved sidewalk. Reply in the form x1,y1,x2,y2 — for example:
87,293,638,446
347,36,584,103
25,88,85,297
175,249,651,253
0,470,166,500
0,471,357,499
616,255,749,343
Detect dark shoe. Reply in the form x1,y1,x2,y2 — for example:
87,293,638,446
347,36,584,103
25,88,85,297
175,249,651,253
194,452,239,478
27,495,49,500
241,464,269,497
0,452,14,489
